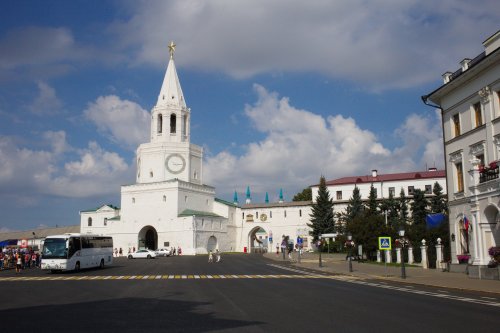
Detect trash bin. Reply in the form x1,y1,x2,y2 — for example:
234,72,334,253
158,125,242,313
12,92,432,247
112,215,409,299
244,247,247,253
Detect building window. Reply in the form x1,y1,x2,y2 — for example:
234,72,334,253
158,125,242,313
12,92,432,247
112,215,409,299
270,211,272,218
336,191,342,200
425,185,432,194
284,210,287,218
88,217,92,227
408,186,414,196
150,171,153,178
170,114,176,134
163,195,166,202
473,102,482,127
452,114,460,137
256,212,259,219
242,212,245,219
184,196,188,203
299,209,302,217
157,114,163,134
456,162,464,192
477,153,485,166
389,187,395,197
104,218,107,226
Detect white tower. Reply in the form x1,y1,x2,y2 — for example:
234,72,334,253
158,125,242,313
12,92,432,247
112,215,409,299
135,42,203,185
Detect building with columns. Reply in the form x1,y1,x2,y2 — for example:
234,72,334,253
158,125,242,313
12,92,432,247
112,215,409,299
423,30,500,266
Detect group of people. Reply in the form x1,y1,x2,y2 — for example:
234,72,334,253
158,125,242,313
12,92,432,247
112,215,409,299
0,249,40,273
170,246,182,256
208,249,221,263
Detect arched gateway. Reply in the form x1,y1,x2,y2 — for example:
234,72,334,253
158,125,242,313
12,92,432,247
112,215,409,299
248,227,268,253
138,226,158,250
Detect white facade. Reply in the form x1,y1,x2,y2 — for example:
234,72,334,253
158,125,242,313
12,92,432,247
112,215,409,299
311,169,447,215
424,30,500,265
79,44,313,254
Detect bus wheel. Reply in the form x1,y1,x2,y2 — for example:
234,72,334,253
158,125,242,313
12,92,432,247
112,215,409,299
74,262,80,272
147,255,151,259
99,259,104,269
128,255,133,259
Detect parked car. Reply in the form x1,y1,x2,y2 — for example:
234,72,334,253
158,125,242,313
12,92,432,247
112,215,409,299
155,248,171,257
128,249,156,259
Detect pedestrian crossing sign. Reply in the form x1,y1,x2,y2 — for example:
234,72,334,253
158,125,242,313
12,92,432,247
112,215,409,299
378,237,392,250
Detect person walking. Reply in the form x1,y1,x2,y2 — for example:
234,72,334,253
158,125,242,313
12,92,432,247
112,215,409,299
215,249,221,263
15,252,22,273
208,251,213,263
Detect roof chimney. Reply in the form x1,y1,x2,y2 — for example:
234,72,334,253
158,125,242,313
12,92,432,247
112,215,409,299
460,58,471,72
371,170,378,178
442,72,453,84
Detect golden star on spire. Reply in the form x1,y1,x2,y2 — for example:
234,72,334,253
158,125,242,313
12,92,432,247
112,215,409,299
168,41,176,59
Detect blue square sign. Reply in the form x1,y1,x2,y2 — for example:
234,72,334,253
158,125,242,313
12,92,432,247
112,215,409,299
378,237,392,250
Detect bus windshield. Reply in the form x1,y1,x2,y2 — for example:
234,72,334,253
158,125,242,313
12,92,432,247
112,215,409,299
42,238,68,259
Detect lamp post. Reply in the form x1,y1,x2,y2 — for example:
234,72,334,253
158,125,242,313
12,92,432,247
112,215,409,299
318,238,322,267
398,227,406,279
347,233,353,273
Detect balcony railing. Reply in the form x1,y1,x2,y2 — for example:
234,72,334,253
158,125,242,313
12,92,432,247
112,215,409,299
479,162,500,183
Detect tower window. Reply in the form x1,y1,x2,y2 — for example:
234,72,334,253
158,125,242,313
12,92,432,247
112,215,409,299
299,209,302,217
170,114,177,134
104,218,107,226
132,198,135,203
163,195,166,202
88,217,92,227
284,210,287,218
157,114,163,134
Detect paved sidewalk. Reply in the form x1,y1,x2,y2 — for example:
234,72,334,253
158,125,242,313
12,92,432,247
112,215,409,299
264,252,500,294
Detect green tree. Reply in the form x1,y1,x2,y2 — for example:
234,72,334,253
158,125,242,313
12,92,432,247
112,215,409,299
308,176,335,241
347,211,388,259
366,184,379,216
399,188,409,226
409,189,429,244
430,182,447,214
345,185,363,222
292,187,312,201
380,191,399,228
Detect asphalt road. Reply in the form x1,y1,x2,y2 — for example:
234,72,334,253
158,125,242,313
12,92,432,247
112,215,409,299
0,254,498,332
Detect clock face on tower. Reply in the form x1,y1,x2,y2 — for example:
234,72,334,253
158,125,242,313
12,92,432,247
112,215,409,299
165,153,186,174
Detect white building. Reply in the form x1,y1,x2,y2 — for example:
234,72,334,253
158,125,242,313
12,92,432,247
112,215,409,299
80,43,313,254
311,169,447,215
423,30,500,266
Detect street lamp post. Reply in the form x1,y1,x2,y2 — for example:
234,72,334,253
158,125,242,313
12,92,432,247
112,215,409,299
347,233,353,273
318,239,323,267
398,227,406,279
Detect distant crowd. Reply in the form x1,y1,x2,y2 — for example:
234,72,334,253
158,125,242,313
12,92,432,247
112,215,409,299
0,249,40,273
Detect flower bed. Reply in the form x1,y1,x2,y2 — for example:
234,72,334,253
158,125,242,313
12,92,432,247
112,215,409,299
488,246,500,267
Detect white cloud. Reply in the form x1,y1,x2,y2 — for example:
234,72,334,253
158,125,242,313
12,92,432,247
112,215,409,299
84,95,150,150
204,85,443,200
28,81,63,115
111,0,499,90
0,131,134,202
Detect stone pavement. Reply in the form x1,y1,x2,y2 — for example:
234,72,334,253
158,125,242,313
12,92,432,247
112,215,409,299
264,252,500,294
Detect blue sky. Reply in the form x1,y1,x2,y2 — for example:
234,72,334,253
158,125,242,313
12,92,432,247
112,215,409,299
0,0,498,231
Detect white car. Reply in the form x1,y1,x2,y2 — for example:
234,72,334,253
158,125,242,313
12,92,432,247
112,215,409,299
155,248,171,257
128,249,156,259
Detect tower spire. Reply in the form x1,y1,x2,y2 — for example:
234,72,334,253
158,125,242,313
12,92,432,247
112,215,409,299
156,41,186,108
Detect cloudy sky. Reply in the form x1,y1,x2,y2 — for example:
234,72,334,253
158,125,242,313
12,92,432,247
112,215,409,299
0,0,498,231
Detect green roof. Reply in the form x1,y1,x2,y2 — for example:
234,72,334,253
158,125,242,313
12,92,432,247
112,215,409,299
80,204,119,213
215,197,238,207
178,209,222,218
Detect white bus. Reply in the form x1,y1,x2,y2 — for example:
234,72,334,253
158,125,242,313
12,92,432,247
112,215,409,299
41,233,113,273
